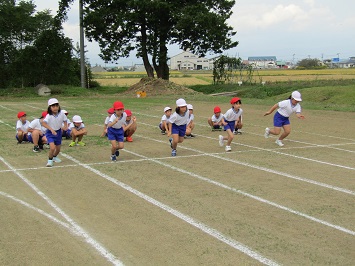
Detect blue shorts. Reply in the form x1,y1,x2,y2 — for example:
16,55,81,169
223,120,235,131
63,129,71,138
274,111,290,127
107,127,124,142
28,135,45,144
16,134,28,142
171,123,187,137
46,129,62,145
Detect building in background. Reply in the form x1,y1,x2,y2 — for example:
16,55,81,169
169,50,213,70
247,56,277,69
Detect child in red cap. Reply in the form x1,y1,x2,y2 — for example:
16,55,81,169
208,106,224,131
218,97,243,152
16,111,30,143
123,109,137,142
107,101,126,161
28,111,48,152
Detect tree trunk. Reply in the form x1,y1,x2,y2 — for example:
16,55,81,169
140,21,154,78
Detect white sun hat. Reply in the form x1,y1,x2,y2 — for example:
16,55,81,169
176,98,187,107
72,115,83,123
187,104,193,110
48,98,59,106
62,109,68,114
164,106,172,112
291,91,302,101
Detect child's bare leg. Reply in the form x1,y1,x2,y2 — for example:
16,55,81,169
54,145,61,157
172,134,179,149
110,140,118,154
269,127,281,136
226,129,234,146
279,125,291,140
48,142,56,157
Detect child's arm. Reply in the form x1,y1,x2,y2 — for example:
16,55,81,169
107,117,119,128
167,122,172,137
62,121,68,131
264,104,278,116
41,121,56,135
296,113,305,119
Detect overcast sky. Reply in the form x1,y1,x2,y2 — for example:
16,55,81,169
34,0,355,66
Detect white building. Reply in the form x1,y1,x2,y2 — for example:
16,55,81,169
248,56,277,69
169,50,212,70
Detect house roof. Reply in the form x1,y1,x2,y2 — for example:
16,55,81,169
248,56,277,61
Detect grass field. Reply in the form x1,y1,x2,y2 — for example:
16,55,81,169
1,95,354,265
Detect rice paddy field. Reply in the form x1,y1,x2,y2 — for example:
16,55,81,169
93,68,355,86
0,92,354,265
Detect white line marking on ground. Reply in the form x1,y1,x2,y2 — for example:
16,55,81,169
0,105,15,111
0,120,15,129
0,156,123,266
61,153,279,266
124,148,355,236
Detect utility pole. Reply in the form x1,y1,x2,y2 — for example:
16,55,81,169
79,0,86,88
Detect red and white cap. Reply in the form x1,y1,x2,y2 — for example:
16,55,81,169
17,111,26,118
48,98,59,106
164,106,172,112
214,106,221,113
113,101,124,110
176,98,187,107
291,91,302,101
62,109,68,115
72,115,82,123
41,111,48,118
124,109,132,116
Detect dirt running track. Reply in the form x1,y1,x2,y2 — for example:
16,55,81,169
0,98,354,265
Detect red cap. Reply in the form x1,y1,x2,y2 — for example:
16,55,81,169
230,97,241,104
41,111,48,118
107,108,114,114
113,101,124,110
213,106,221,113
17,111,26,118
124,109,132,116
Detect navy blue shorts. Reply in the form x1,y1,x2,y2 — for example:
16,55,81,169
223,121,235,131
108,127,124,142
171,123,187,137
45,129,62,145
273,112,290,127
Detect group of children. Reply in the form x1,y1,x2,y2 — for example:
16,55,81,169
15,90,304,165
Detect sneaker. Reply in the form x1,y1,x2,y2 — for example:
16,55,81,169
218,135,224,147
234,129,242,135
115,149,120,156
184,135,191,139
69,141,76,147
171,149,177,156
264,128,270,138
46,159,53,167
275,139,284,147
161,130,166,135
44,144,50,149
126,136,133,142
190,134,195,138
225,145,232,152
78,141,86,146
33,145,40,152
111,155,117,161
53,157,61,163
169,138,173,148
39,144,44,150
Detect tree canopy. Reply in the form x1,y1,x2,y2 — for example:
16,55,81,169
58,0,238,80
0,0,86,88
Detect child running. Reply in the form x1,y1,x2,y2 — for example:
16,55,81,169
185,104,195,138
218,97,243,151
69,115,87,147
42,98,68,167
168,98,189,156
15,111,30,143
107,101,127,161
123,109,137,142
208,106,223,131
159,107,172,135
264,90,305,146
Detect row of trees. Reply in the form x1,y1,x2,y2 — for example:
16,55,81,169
58,0,238,81
0,0,87,88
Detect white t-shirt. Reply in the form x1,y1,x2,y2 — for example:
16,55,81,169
187,114,194,125
16,120,30,133
169,111,189,126
108,113,127,129
69,122,85,130
28,119,46,135
211,113,224,123
43,111,67,131
124,119,133,126
161,114,171,124
104,116,110,125
277,99,301,117
223,108,243,122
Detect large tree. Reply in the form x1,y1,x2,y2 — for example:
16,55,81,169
58,0,238,80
